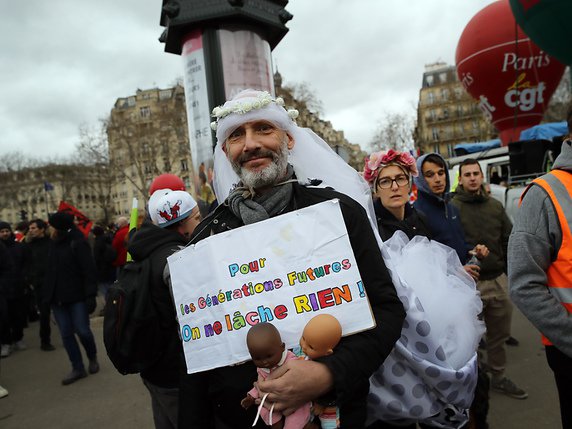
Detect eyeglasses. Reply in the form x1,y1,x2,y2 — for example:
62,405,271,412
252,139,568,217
376,175,410,189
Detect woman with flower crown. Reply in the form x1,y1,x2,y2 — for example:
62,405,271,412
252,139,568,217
363,150,485,429
363,149,431,242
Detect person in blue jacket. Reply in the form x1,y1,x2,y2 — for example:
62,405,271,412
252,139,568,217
413,153,486,281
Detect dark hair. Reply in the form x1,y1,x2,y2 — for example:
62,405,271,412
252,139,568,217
422,154,447,170
92,225,105,236
16,221,29,232
29,219,47,230
199,171,207,184
458,158,483,176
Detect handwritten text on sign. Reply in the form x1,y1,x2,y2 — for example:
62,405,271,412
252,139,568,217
167,199,375,374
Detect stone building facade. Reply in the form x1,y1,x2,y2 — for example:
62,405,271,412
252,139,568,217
0,164,107,226
107,85,194,216
415,62,497,157
107,76,367,216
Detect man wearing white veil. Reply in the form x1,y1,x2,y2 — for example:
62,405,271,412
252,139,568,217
177,89,405,429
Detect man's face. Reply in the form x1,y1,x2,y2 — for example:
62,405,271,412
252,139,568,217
0,228,11,241
28,222,45,238
175,206,201,242
459,164,484,194
422,161,447,195
225,120,294,189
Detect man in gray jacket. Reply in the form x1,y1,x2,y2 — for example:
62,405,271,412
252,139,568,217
509,109,572,428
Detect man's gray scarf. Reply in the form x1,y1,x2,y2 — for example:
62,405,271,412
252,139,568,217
227,165,295,225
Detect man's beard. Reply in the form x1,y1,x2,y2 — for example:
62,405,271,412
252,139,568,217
230,138,289,189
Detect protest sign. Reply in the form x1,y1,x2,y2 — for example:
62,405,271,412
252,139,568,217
167,199,374,374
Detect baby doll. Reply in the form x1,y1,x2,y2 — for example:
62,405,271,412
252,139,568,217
241,322,311,429
299,314,342,429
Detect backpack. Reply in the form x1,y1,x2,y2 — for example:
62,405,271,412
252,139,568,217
103,258,164,375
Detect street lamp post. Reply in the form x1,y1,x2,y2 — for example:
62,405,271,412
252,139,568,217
159,0,292,182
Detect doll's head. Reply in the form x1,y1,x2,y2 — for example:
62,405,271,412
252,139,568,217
300,314,342,359
246,322,285,369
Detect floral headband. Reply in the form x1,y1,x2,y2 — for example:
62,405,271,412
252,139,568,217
363,149,418,184
210,91,299,131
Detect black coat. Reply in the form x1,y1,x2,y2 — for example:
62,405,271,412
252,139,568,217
375,199,433,242
44,228,97,305
128,221,188,388
179,183,406,429
1,235,28,300
93,234,117,283
0,241,12,298
25,235,51,290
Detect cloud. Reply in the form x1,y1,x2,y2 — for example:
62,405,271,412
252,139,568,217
0,0,495,158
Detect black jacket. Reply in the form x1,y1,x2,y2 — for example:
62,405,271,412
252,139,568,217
25,235,51,291
44,228,97,305
375,199,432,242
128,221,187,388
0,241,13,299
179,183,406,429
93,234,117,283
1,234,28,300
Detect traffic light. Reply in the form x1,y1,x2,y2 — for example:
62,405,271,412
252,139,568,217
19,210,27,221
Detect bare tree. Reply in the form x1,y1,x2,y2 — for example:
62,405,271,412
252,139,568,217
282,81,324,115
0,151,41,172
73,121,115,223
370,112,415,152
106,86,193,204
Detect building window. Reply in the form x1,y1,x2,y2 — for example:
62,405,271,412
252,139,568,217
443,126,451,140
181,159,189,171
432,128,440,141
159,90,172,100
140,106,151,118
439,72,447,84
441,88,449,101
127,97,136,107
442,108,449,119
454,86,463,99
427,92,435,105
426,75,434,87
183,176,191,189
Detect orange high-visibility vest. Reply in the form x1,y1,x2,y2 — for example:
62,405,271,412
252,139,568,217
523,169,572,346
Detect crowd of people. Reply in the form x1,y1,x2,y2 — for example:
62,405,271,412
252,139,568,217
0,213,131,390
0,90,571,429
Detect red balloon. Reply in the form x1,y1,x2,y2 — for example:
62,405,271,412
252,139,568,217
455,0,565,145
149,173,186,196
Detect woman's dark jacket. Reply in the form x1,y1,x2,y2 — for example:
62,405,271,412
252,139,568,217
374,199,432,242
93,234,117,283
1,234,28,300
44,228,97,305
179,182,406,429
128,221,187,389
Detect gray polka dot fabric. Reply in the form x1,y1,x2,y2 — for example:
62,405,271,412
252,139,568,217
366,233,485,428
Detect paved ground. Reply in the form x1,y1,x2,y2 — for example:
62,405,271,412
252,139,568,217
0,306,560,428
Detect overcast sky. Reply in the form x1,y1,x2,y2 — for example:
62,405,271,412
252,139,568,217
0,0,496,160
